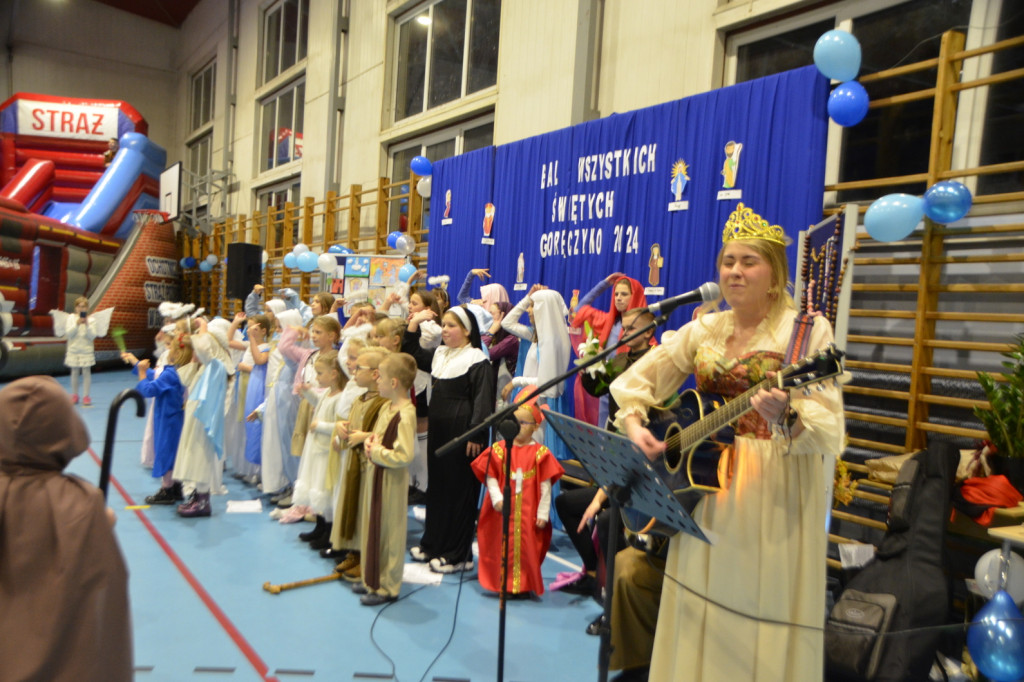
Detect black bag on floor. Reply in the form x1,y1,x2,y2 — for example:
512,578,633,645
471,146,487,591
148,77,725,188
825,441,957,681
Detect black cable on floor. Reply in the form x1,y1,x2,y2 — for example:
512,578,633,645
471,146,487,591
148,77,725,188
416,564,473,682
366,582,431,682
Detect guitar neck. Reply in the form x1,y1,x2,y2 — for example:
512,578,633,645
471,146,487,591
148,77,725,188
675,379,769,452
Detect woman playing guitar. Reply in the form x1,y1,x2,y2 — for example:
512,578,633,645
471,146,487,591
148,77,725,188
611,203,845,682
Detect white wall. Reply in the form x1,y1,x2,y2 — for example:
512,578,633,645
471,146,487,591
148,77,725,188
598,0,722,115
4,0,181,157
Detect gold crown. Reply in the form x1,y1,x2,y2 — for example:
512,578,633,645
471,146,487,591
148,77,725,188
722,203,787,246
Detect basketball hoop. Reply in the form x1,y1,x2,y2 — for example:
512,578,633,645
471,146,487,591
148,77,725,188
132,209,171,230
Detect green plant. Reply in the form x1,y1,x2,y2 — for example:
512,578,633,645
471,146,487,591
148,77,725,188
974,334,1024,459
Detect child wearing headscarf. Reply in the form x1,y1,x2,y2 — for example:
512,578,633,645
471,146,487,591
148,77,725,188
173,317,236,517
0,376,132,681
571,274,648,426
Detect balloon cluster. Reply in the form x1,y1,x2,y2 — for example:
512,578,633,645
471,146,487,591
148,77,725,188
865,181,972,241
283,242,345,274
410,156,433,198
179,254,220,272
814,30,869,128
387,230,417,256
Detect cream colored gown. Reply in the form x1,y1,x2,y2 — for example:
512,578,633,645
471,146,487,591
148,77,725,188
611,309,844,681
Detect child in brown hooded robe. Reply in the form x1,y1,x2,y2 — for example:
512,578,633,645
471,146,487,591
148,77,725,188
0,376,132,682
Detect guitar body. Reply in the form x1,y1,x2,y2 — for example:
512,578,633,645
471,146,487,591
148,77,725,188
648,389,736,493
622,390,736,536
619,345,844,538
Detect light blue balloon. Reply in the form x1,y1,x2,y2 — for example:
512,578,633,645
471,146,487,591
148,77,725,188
387,231,402,249
814,29,862,82
283,252,298,269
180,257,189,268
864,193,924,242
924,181,972,223
297,251,318,273
199,260,213,273
828,81,869,127
968,590,1024,682
399,263,417,282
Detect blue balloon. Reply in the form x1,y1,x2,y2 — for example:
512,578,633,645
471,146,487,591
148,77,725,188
338,246,354,255
199,260,213,273
328,244,345,254
297,251,318,273
184,256,197,269
179,257,189,268
864,193,924,242
410,155,433,176
399,263,417,283
283,252,298,269
924,180,973,223
814,29,862,82
968,590,1024,682
828,81,869,127
387,231,403,249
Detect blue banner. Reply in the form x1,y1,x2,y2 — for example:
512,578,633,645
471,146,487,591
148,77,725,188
427,146,496,281
428,66,829,329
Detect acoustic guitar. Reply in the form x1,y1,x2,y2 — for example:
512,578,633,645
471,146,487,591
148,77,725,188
621,344,845,537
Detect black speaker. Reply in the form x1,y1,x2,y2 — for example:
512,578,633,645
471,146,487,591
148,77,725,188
225,243,263,300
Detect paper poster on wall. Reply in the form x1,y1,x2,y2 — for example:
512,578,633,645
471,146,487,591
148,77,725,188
370,257,400,287
328,254,405,316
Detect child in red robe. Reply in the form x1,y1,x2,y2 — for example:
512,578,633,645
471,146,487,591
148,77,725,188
471,403,564,597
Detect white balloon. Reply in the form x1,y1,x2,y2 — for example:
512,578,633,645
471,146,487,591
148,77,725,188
416,176,432,199
976,549,1024,604
262,249,269,264
395,234,416,256
293,243,309,255
317,253,336,274
205,254,218,266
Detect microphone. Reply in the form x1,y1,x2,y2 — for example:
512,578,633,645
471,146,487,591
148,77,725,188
645,281,720,317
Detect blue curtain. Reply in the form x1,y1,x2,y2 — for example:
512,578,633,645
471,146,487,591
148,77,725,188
427,146,496,283
426,66,829,331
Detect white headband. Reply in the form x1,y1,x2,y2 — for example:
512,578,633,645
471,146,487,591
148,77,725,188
449,306,473,332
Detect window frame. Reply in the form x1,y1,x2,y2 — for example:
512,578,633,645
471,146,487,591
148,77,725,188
189,60,216,135
389,0,500,125
260,0,309,87
722,0,1004,207
256,78,306,176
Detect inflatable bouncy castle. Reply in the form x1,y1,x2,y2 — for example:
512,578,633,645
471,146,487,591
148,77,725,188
0,93,179,377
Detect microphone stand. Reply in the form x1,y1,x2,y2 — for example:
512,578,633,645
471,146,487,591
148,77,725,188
495,414,520,682
437,304,688,682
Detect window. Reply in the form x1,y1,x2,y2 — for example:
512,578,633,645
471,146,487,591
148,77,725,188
387,117,494,231
185,134,213,206
263,0,308,84
976,3,1024,195
725,0,1014,204
256,179,302,248
259,81,305,173
190,62,215,132
393,0,501,121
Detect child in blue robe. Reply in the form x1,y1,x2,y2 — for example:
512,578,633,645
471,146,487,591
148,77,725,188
123,331,195,504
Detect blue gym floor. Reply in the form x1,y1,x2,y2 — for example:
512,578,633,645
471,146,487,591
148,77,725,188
46,368,601,681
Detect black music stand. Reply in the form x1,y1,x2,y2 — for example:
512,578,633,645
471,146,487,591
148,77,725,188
543,410,708,682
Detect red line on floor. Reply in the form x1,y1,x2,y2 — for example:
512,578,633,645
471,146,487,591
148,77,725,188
88,447,279,682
